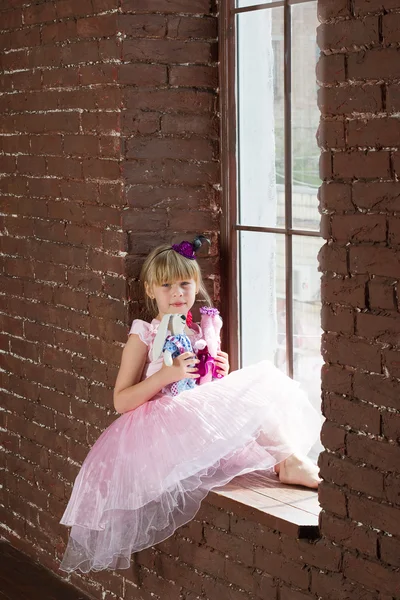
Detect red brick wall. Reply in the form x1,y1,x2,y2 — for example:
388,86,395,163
2,1,400,599
0,0,127,565
318,0,400,597
0,0,221,594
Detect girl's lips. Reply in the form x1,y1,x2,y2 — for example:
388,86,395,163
171,303,185,307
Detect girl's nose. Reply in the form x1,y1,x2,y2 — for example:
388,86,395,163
172,285,183,296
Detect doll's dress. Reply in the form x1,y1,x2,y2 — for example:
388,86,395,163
60,318,322,573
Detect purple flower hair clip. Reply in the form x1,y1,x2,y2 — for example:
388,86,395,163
172,241,196,260
172,235,210,260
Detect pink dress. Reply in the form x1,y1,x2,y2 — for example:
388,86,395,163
60,318,321,573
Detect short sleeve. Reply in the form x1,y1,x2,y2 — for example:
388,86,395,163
128,319,153,346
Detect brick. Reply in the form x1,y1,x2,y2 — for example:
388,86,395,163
311,569,378,600
384,473,400,505
124,159,219,186
41,20,78,44
321,332,382,371
281,537,341,571
224,560,258,594
203,526,253,566
167,15,216,39
122,0,213,13
321,304,354,334
82,158,120,180
391,152,400,180
123,38,215,64
318,481,347,517
317,16,379,51
119,13,166,37
279,587,311,600
384,349,400,379
42,67,80,88
318,0,350,21
55,0,93,18
343,552,400,596
76,14,117,38
319,451,384,497
321,274,367,308
356,313,400,346
318,182,354,213
161,114,218,137
379,534,400,567
202,578,252,600
318,243,348,275
177,538,226,579
47,156,83,179
126,137,215,161
333,151,390,180
368,278,397,310
381,411,400,442
320,421,346,454
347,431,400,472
319,150,332,179
349,47,400,80
124,89,215,113
348,117,400,148
126,184,211,210
122,209,167,231
169,65,218,88
323,392,381,435
64,135,98,157
61,40,99,65
321,363,353,396
318,85,382,115
316,54,346,84
350,246,400,278
255,548,310,590
119,64,167,86
320,512,378,557
122,111,160,135
386,83,400,113
354,0,400,15
317,119,345,149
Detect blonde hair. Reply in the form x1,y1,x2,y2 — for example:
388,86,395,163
140,244,212,316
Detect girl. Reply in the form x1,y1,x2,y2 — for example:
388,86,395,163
60,236,321,574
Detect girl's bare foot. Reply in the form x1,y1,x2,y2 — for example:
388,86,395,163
274,454,321,489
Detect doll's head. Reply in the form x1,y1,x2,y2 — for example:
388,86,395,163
140,236,212,316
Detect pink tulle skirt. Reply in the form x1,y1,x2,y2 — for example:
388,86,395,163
59,360,321,573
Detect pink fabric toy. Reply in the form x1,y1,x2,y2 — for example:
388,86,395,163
194,307,223,385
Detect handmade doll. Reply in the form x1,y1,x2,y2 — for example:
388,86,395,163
194,306,224,384
151,313,197,396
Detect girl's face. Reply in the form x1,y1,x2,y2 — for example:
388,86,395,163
147,278,198,320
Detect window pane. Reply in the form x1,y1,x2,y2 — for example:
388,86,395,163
291,1,320,231
239,231,285,369
292,234,323,460
237,8,284,228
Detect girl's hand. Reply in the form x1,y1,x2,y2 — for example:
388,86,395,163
214,351,230,377
161,352,200,385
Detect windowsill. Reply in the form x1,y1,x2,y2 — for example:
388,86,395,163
208,471,320,539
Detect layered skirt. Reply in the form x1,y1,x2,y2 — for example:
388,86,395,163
60,360,321,573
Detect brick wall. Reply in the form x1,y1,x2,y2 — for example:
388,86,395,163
0,0,128,568
0,0,220,588
317,0,400,597
2,1,400,600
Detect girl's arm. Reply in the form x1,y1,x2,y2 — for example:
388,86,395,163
113,334,199,414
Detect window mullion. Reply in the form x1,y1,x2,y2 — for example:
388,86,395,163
284,1,294,379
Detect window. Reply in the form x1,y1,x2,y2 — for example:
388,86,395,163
220,0,323,459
